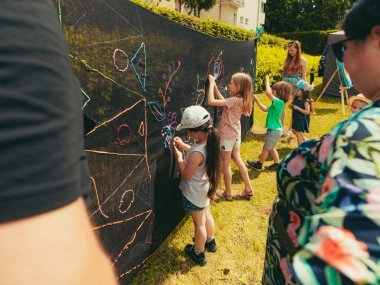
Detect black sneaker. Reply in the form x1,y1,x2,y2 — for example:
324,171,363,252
192,237,218,252
247,160,262,171
184,244,207,266
205,238,217,252
265,164,279,171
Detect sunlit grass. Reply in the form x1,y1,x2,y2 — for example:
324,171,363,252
130,76,348,285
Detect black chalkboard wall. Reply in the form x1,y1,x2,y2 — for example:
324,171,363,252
59,0,256,283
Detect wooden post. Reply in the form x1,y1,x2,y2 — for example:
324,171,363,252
314,68,338,105
339,86,350,114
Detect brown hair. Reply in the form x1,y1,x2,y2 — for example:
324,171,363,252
272,81,292,103
188,120,222,201
284,40,302,74
231,73,253,116
298,89,315,113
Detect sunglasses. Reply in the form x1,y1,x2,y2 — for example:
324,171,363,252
332,36,354,62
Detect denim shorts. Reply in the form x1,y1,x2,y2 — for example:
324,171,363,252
264,129,282,150
182,194,204,212
283,74,301,95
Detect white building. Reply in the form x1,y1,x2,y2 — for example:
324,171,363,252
145,0,266,31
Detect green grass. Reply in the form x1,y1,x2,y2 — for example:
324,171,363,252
130,77,348,285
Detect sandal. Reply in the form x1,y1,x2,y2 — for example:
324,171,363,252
236,189,254,200
216,189,232,201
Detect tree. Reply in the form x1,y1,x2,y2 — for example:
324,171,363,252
182,0,216,17
196,0,217,17
264,0,353,33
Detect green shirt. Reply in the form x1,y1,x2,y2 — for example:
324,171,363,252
265,97,285,131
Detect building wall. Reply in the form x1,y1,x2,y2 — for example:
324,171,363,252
147,0,265,31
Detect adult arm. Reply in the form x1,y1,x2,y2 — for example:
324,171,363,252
281,58,287,76
301,57,308,80
0,198,117,285
291,110,380,284
0,1,117,283
207,75,227,107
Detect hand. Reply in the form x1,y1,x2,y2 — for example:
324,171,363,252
173,145,183,160
265,75,270,83
253,95,258,102
208,74,215,85
288,103,293,109
173,136,183,148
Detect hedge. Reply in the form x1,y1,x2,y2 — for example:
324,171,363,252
131,0,321,93
275,30,338,55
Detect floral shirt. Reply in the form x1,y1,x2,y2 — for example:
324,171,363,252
218,96,243,141
288,101,380,284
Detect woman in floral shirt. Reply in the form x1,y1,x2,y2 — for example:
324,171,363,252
262,0,380,283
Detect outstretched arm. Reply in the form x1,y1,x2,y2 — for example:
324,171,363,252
0,198,117,284
0,2,117,284
207,75,227,107
253,94,268,112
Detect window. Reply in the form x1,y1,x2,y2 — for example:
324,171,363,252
240,16,244,24
261,2,265,13
245,18,249,25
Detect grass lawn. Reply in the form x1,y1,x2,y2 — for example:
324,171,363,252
130,77,349,285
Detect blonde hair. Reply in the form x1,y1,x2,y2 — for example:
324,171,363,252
272,81,292,103
231,72,253,116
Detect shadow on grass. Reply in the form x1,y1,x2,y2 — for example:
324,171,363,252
130,213,204,285
244,131,266,142
313,107,340,115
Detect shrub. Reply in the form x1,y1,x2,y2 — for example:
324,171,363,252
131,0,322,93
254,44,320,92
275,30,338,55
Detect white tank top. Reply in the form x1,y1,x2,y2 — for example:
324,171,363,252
179,143,210,208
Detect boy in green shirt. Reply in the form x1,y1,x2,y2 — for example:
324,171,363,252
247,76,292,171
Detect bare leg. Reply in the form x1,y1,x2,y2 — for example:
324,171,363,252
259,147,269,164
191,209,207,251
270,148,280,164
287,113,293,133
292,129,303,146
221,151,232,197
204,205,214,239
231,147,254,194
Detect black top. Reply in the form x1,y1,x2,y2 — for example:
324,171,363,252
0,0,90,222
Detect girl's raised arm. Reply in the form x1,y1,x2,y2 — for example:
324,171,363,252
207,75,227,107
264,76,275,102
